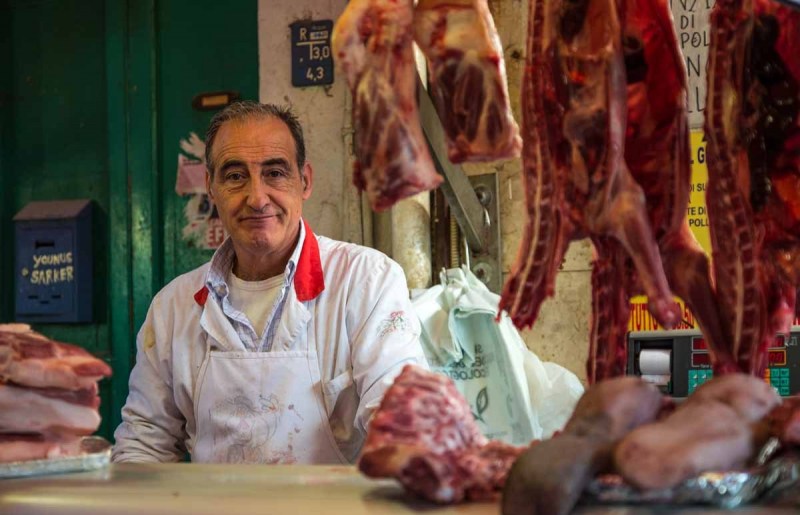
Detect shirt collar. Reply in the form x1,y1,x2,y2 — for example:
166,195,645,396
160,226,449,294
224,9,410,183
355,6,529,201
195,218,324,306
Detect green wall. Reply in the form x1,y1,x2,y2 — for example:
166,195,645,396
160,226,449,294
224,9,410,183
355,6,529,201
0,0,258,441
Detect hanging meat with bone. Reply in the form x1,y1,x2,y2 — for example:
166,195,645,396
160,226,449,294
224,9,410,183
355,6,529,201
332,0,443,211
589,0,728,381
499,0,686,380
705,0,800,375
413,0,522,163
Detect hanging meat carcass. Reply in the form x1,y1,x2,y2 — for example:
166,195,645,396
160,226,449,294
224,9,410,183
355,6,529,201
332,0,443,211
499,0,684,379
413,0,522,163
590,0,732,381
705,0,800,375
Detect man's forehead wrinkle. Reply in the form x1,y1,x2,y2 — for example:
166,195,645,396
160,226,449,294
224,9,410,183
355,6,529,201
215,142,292,167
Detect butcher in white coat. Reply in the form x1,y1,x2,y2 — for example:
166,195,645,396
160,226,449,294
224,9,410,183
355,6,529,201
112,101,428,464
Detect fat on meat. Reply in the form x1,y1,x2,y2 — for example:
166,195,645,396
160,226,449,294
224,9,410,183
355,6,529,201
0,324,112,390
332,0,443,211
413,0,522,163
0,382,102,437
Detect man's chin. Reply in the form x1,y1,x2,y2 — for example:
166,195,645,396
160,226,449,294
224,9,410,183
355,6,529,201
244,236,277,249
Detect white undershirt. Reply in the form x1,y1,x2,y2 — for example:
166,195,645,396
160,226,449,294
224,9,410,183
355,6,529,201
227,271,285,339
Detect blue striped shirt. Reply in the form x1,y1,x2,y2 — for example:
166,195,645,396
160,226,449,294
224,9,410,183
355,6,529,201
204,221,306,352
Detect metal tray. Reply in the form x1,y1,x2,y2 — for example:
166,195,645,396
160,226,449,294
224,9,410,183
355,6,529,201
0,436,111,479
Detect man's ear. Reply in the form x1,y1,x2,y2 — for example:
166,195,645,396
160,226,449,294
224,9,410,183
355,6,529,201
301,162,313,200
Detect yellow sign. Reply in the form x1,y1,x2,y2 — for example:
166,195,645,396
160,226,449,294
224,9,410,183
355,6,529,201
686,131,710,253
628,130,710,331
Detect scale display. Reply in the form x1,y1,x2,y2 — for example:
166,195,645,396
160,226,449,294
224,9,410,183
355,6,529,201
627,328,800,398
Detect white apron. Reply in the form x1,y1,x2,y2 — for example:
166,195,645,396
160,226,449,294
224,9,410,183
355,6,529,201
192,291,348,465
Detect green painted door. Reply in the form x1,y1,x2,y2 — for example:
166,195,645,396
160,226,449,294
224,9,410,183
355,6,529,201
157,0,259,286
0,0,258,442
1,0,118,439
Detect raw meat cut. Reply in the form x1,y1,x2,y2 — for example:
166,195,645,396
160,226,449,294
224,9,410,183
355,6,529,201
499,0,683,382
391,441,527,503
0,383,102,436
0,434,83,463
613,374,780,490
0,324,110,462
0,324,112,390
614,400,755,490
705,0,800,374
683,372,781,422
591,0,732,381
413,0,522,163
359,365,526,503
503,377,664,515
332,0,443,211
765,396,800,445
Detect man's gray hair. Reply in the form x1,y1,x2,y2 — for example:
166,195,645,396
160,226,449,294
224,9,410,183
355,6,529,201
204,101,306,177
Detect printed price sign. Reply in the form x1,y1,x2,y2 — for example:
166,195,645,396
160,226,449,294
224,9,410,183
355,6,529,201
290,19,334,88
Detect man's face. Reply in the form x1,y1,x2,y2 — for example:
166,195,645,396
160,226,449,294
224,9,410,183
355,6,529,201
206,116,312,260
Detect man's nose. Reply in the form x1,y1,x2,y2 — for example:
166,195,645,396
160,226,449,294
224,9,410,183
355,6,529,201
245,179,271,211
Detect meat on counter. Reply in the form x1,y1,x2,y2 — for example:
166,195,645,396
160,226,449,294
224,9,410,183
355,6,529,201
0,323,111,463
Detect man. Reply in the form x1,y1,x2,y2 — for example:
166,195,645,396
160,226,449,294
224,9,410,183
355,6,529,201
112,101,427,464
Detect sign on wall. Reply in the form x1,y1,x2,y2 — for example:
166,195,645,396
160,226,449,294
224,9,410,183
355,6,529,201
669,0,715,130
175,132,226,250
289,19,334,88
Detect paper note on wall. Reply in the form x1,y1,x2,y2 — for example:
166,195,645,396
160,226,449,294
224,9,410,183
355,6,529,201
670,0,714,130
628,131,710,331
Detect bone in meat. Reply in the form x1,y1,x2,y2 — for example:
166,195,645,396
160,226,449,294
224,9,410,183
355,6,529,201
359,365,526,503
500,0,681,381
332,0,443,211
413,0,522,163
705,0,800,374
621,0,731,370
589,0,731,381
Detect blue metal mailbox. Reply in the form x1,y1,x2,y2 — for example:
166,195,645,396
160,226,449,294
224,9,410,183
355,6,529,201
14,200,94,323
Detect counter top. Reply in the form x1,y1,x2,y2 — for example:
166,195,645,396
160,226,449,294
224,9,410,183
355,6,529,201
0,464,796,515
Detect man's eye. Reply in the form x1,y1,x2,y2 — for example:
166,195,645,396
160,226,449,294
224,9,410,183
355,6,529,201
267,169,285,178
226,172,246,181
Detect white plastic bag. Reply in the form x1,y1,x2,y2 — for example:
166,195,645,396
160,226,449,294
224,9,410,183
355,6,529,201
412,266,584,443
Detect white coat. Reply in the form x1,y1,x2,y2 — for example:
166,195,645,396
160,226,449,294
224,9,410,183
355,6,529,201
112,221,427,463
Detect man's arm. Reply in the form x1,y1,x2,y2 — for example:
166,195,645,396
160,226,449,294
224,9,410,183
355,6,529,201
112,298,187,463
347,257,429,433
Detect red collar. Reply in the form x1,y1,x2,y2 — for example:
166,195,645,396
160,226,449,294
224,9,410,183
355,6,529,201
194,219,324,306
294,219,325,301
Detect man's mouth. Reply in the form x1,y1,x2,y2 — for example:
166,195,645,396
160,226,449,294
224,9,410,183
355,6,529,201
240,214,279,222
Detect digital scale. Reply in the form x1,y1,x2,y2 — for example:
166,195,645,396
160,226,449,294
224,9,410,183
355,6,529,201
627,327,800,398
